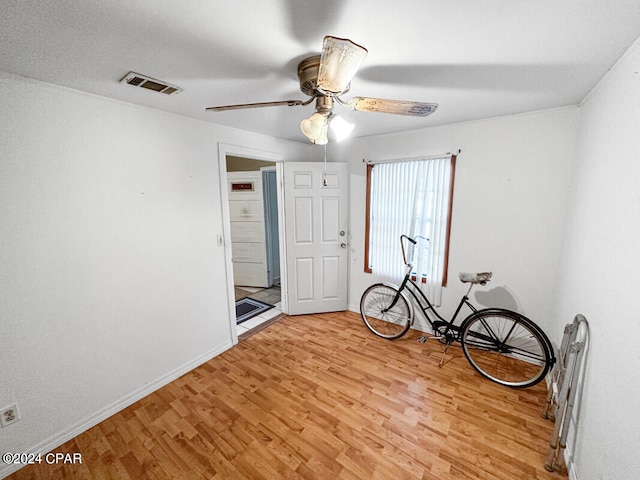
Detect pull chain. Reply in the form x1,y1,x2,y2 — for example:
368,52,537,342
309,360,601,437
323,143,328,187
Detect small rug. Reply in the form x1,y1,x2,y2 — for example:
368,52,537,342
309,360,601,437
235,297,274,325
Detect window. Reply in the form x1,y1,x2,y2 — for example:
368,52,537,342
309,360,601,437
364,155,456,302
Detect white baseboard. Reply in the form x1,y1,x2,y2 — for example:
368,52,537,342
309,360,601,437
0,341,233,479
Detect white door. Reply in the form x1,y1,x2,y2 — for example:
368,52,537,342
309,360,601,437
283,162,348,315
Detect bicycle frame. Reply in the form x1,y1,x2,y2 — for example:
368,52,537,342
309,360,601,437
385,234,480,338
390,265,479,341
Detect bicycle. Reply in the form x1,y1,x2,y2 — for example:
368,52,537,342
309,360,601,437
360,235,555,388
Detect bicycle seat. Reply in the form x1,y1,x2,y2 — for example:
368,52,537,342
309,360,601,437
459,272,493,285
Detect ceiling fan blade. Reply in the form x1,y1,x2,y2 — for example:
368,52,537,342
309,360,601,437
317,36,367,95
206,99,308,112
347,97,438,117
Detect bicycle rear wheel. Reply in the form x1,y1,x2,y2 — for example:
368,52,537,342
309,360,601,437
461,310,553,388
360,284,411,339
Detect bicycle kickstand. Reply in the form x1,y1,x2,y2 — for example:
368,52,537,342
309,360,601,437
438,342,451,368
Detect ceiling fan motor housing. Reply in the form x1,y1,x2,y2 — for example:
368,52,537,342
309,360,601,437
297,56,321,96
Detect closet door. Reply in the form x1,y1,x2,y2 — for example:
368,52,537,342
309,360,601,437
227,171,268,287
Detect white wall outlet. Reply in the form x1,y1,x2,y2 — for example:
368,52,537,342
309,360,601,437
0,404,21,428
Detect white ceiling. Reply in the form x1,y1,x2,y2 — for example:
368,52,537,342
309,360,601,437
2,0,640,143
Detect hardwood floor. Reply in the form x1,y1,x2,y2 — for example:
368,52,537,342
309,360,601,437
9,311,563,479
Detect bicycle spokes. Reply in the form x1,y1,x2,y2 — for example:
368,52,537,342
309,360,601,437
461,312,551,388
360,284,411,339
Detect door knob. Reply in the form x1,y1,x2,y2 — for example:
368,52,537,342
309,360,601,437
340,243,347,249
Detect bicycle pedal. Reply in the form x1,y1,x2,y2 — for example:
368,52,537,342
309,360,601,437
417,336,427,343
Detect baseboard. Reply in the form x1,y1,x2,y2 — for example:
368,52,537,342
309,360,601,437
0,341,233,479
348,304,433,334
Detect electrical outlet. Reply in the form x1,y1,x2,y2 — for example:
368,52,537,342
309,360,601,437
0,404,21,428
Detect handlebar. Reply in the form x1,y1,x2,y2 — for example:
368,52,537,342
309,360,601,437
400,235,417,266
400,234,491,290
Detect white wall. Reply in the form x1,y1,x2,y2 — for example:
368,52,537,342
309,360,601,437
0,72,312,478
552,38,640,480
342,107,578,337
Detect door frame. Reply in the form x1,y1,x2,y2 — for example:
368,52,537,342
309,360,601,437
261,166,280,288
217,143,286,346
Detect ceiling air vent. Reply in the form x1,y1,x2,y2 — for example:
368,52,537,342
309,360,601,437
120,72,182,95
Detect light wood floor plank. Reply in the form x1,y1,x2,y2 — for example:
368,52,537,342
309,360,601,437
8,311,563,479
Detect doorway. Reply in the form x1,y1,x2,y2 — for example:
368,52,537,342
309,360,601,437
225,155,284,339
217,144,350,344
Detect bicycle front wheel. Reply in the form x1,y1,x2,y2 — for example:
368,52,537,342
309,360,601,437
461,310,552,388
360,284,411,339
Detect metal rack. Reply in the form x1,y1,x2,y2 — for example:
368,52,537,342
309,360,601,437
542,314,589,473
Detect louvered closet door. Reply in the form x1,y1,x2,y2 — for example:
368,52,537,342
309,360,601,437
283,162,348,315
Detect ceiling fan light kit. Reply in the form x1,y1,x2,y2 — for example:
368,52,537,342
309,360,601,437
300,112,329,145
329,114,355,142
206,35,438,144
300,112,354,145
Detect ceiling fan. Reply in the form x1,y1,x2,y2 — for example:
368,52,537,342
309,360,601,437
206,36,438,144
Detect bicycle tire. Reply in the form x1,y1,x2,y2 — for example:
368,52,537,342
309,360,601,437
360,283,412,339
460,309,553,388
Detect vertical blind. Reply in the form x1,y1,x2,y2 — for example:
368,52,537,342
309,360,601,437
369,156,452,304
